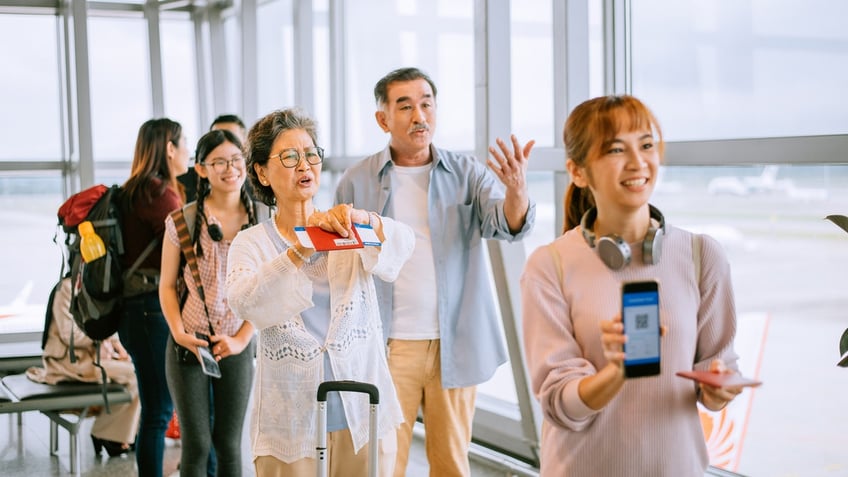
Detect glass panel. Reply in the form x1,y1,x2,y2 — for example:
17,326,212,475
89,16,152,161
162,15,200,148
0,173,65,335
223,14,240,116
631,0,848,141
477,171,557,407
522,171,558,255
0,14,62,161
653,164,848,474
342,0,475,156
314,0,332,154
588,0,604,98
257,0,295,115
511,0,554,147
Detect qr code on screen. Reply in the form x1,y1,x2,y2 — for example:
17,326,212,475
635,313,649,329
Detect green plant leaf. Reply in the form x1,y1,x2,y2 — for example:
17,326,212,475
839,328,848,368
825,215,848,235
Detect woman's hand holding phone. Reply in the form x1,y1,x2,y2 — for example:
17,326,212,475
600,316,626,370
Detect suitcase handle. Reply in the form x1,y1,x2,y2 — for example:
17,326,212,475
317,380,379,405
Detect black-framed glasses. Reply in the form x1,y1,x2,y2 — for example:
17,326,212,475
202,155,246,173
270,147,324,168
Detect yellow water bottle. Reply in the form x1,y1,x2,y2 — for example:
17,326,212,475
78,220,107,263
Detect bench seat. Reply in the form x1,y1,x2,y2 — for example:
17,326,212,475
0,374,129,413
0,373,132,475
0,382,12,403
0,339,43,374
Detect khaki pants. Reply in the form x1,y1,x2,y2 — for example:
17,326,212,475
254,428,395,477
388,339,476,477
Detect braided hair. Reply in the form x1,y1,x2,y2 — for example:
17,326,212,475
193,129,253,257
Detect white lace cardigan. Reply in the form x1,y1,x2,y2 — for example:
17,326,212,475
226,217,414,463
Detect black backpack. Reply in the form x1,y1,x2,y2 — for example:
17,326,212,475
57,184,157,342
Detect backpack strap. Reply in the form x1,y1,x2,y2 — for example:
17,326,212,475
170,206,214,335
42,280,63,350
127,239,159,277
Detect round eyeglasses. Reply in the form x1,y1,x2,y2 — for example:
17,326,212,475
270,147,324,168
202,155,245,173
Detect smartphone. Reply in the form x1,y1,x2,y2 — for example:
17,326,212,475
195,332,222,379
621,280,661,378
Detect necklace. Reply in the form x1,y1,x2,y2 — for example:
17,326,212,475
275,223,311,263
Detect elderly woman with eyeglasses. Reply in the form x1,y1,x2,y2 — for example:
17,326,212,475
226,108,414,477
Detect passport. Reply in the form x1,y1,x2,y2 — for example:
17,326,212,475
676,370,761,388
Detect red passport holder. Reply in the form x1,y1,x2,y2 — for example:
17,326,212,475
676,370,762,388
295,226,364,251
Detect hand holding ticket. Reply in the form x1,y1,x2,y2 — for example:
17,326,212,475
676,370,762,388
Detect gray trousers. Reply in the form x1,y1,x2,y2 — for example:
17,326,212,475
165,335,256,477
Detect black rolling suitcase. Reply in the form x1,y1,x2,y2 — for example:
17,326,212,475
316,380,380,477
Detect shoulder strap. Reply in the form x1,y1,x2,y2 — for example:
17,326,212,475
547,243,564,289
692,233,702,291
182,201,198,240
171,207,214,334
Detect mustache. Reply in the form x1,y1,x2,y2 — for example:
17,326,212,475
408,123,429,134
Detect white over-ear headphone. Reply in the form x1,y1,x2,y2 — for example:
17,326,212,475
580,204,666,270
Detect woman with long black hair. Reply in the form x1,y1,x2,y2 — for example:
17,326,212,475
119,118,189,477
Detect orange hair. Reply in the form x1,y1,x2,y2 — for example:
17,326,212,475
562,95,664,233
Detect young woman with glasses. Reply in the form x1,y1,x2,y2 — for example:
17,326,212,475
159,129,258,477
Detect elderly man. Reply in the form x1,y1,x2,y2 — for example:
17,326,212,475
335,66,535,477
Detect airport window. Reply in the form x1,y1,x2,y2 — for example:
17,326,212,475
631,0,848,141
223,13,241,115
313,0,332,154
630,2,848,473
0,14,62,161
89,15,152,161
2,2,847,475
652,164,848,475
257,0,296,115
0,173,64,335
510,0,554,147
162,15,200,145
341,0,475,156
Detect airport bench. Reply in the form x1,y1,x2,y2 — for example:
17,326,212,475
0,339,43,374
0,373,132,475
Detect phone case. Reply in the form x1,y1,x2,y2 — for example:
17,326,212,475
197,346,222,378
621,280,661,378
676,370,761,388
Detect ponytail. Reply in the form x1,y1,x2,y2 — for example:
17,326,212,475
563,183,594,234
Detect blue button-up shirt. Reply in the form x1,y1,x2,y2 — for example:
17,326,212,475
335,144,536,388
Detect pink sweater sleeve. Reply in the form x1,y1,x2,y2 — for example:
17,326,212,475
520,236,604,431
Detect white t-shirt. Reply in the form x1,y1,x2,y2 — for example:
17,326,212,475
390,164,439,339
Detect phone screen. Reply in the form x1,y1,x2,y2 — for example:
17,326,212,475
622,281,661,378
195,332,222,379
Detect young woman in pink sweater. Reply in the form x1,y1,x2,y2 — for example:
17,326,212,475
521,95,743,476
